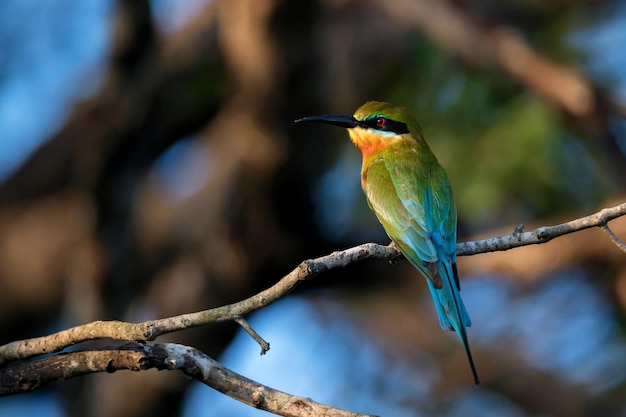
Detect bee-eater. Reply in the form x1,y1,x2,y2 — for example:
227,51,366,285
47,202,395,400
296,101,479,385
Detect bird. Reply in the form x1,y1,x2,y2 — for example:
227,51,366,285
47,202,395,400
295,101,479,385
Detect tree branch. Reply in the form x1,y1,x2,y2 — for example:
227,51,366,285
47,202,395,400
457,202,626,255
600,224,626,254
0,202,624,416
235,317,271,355
1,202,625,368
0,242,396,366
0,343,377,417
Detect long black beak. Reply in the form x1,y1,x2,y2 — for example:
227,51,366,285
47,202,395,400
294,115,360,129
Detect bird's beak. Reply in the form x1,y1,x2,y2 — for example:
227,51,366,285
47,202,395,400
294,115,360,129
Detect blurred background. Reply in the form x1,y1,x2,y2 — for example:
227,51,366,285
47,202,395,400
0,0,625,416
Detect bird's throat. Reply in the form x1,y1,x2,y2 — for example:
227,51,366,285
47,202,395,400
348,128,398,160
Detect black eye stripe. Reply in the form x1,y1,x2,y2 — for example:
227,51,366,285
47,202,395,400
360,117,409,134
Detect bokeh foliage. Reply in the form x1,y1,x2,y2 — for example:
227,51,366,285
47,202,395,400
0,0,625,416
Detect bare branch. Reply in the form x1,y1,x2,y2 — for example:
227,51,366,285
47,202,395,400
235,317,271,355
0,243,397,366
600,224,626,254
0,343,377,417
1,202,625,367
0,202,624,416
457,202,626,256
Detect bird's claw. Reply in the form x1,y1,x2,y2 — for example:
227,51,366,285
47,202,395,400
388,241,400,265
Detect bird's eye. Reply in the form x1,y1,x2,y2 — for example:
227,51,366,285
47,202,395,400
375,117,387,129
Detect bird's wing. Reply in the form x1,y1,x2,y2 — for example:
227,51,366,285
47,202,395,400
364,146,472,332
365,145,475,380
362,145,457,284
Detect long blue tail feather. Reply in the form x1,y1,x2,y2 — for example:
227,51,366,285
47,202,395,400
433,257,479,385
397,240,479,384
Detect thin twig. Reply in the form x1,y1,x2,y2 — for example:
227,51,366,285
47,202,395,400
235,317,270,355
600,224,626,254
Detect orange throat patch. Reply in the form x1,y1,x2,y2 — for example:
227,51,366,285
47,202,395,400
348,127,397,159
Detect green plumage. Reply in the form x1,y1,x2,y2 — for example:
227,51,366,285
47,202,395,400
295,101,479,385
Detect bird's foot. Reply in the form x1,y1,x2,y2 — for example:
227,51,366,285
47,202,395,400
388,241,401,265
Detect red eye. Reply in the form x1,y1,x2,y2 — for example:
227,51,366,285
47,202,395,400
375,117,387,128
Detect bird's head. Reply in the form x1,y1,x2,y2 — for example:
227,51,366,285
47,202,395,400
295,101,424,158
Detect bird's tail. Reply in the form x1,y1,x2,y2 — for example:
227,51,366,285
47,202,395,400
425,258,479,385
